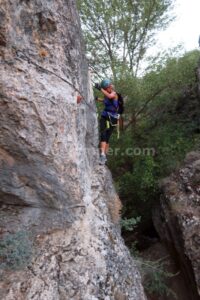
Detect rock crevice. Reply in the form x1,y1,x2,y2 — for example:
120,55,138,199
153,151,200,300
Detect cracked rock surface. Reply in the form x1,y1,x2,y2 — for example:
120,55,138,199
0,1,146,299
153,151,200,300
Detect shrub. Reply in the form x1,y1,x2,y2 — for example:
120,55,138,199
133,253,178,299
121,216,141,231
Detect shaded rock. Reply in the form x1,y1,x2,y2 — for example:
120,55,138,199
153,151,200,300
0,9,6,41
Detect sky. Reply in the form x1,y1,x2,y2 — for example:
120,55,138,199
154,0,200,52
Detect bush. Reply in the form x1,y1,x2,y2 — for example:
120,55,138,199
140,258,177,298
132,252,178,299
121,216,141,231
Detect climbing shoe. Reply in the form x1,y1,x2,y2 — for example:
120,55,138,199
99,154,107,165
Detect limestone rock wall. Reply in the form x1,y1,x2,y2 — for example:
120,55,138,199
0,1,146,299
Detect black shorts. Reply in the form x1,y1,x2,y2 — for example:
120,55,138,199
100,115,117,143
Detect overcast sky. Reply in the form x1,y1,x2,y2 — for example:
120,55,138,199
155,0,200,51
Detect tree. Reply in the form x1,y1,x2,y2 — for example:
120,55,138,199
123,49,200,130
77,0,174,78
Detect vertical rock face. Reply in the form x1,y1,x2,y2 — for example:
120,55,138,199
0,1,146,299
153,152,200,300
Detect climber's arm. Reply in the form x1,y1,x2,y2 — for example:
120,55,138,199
95,97,104,102
100,88,116,100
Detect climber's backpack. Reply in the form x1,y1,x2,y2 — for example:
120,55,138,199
117,93,124,115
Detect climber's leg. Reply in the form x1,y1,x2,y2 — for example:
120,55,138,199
99,116,116,164
105,143,109,154
99,117,109,164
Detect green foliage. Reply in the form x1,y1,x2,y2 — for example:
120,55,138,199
120,216,141,231
77,0,174,77
135,256,177,298
129,243,178,298
127,50,200,120
0,231,33,270
117,156,157,201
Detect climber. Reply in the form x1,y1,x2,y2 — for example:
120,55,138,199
95,79,119,165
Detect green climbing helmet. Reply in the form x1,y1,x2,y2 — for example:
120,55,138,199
101,79,112,89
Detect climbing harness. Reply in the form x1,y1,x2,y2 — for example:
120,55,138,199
106,112,120,139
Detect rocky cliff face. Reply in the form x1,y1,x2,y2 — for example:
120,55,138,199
0,1,146,299
153,151,200,300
